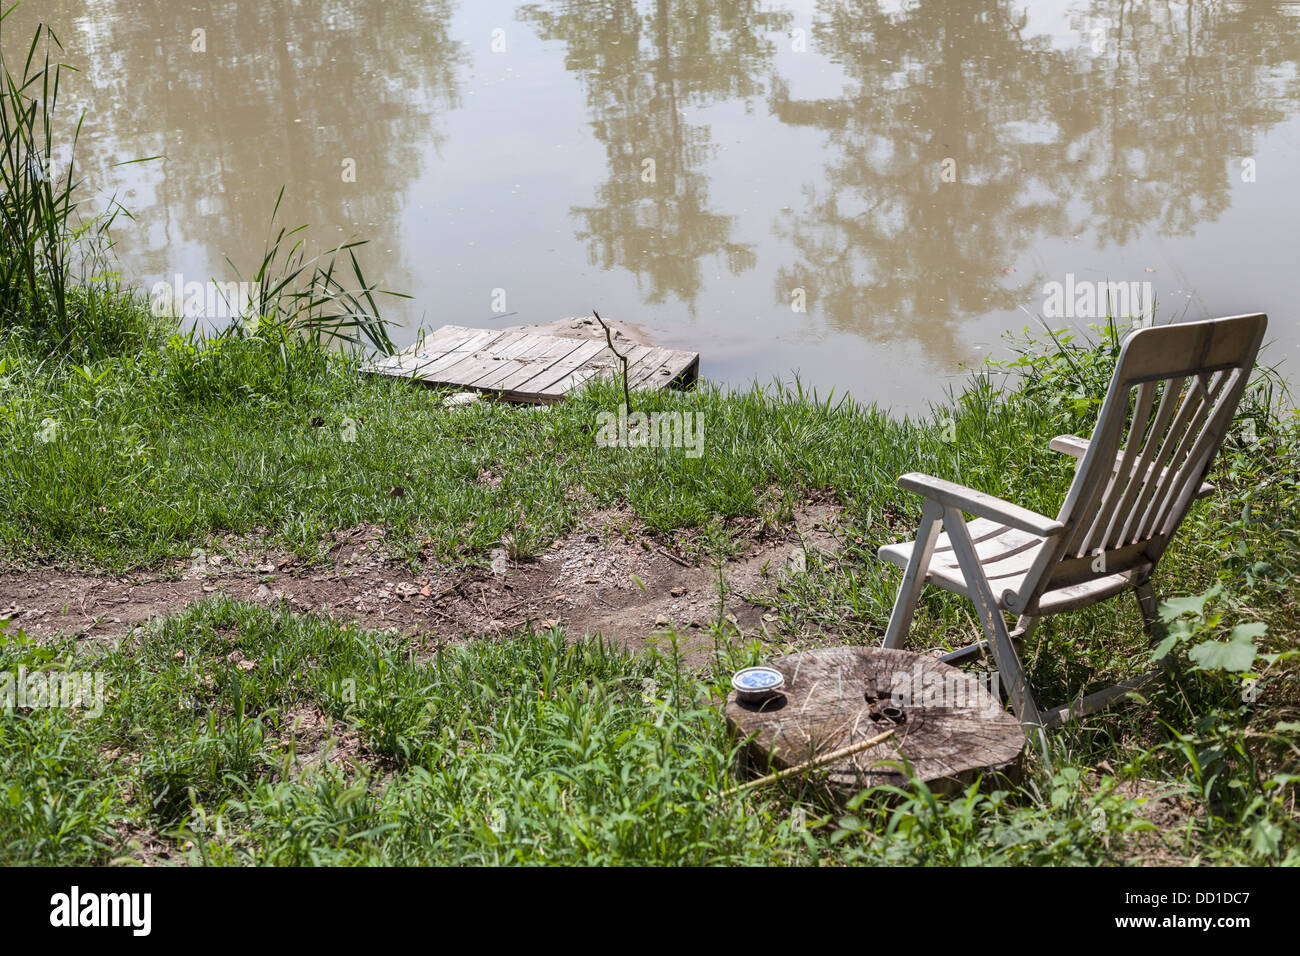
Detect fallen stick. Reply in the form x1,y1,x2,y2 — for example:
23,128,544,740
654,545,694,568
718,728,897,798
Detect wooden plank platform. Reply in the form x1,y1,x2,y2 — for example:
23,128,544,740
363,325,700,404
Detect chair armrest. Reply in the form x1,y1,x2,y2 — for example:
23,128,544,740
1049,434,1090,458
1049,435,1215,499
896,473,1065,538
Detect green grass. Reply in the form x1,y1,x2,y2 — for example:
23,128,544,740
1,584,1293,865
0,317,1297,865
0,598,796,865
0,327,1087,572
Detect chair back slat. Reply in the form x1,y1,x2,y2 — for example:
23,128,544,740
1023,314,1266,608
1117,370,1229,545
1143,367,1244,540
1067,378,1156,557
1101,375,1186,549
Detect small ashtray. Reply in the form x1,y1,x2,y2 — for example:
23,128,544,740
732,666,785,703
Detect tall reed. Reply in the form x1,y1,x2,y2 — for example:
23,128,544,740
220,185,401,356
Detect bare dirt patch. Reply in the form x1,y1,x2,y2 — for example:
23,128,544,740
1111,776,1200,865
110,824,185,866
0,502,846,664
276,705,375,773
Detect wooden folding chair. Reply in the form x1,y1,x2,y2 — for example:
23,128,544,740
877,313,1267,735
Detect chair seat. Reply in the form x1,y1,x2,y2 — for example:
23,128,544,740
878,516,1140,615
878,517,1042,603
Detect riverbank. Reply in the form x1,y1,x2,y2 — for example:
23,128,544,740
1,312,1297,864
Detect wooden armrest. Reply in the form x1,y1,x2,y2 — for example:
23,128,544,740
1049,434,1090,458
896,473,1065,538
1049,435,1215,499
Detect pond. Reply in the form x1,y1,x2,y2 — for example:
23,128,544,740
10,0,1300,410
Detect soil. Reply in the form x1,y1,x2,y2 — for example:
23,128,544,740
1107,775,1199,865
0,501,847,668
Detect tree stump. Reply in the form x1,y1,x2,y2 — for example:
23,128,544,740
724,646,1024,795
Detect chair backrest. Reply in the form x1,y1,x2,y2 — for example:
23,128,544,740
1027,313,1267,601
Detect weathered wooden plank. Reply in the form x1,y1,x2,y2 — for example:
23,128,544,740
470,334,584,392
365,324,700,403
405,329,511,380
366,325,480,374
370,327,505,382
654,351,699,388
622,346,673,387
546,343,657,395
508,339,608,398
491,337,592,398
431,330,535,386
627,346,699,390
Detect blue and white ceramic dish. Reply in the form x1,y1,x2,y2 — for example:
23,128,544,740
731,666,785,703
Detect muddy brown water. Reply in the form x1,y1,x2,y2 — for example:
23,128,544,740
8,1,1300,411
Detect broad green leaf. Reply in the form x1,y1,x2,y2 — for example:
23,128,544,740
1188,635,1257,672
1229,622,1268,642
1157,584,1221,622
1249,818,1281,857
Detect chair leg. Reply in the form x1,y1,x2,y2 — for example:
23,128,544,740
881,499,944,649
1133,581,1163,640
1042,671,1160,728
941,507,1045,738
938,640,987,665
1041,585,1164,730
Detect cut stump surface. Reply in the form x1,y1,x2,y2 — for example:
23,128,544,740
725,646,1024,793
